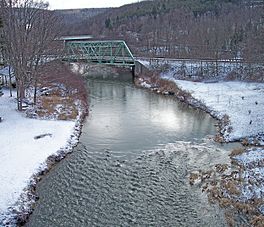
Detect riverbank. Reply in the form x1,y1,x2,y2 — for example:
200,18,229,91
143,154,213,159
0,61,88,226
135,71,264,144
135,71,264,226
25,76,230,226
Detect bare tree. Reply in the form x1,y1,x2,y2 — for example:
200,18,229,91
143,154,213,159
0,0,62,110
0,16,3,65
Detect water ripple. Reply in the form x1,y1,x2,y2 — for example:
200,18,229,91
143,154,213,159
26,79,230,227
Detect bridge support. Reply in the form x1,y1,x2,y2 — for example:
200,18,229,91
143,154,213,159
134,60,150,77
131,65,136,81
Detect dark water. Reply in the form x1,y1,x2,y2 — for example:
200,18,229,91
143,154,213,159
27,76,230,226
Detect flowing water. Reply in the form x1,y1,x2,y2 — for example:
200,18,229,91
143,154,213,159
26,74,234,226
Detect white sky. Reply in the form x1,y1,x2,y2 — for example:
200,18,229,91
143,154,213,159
48,0,139,9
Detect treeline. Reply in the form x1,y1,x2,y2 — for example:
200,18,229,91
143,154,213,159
65,0,264,62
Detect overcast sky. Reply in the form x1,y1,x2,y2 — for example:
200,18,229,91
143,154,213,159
48,0,139,9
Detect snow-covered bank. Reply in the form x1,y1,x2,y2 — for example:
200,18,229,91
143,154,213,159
233,148,264,202
136,70,264,225
0,89,81,226
162,77,264,143
188,146,264,225
138,58,264,82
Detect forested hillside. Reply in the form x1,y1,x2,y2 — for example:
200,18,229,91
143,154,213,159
62,0,264,61
55,8,107,35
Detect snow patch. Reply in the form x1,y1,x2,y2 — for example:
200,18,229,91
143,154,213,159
231,148,264,204
0,88,80,225
164,78,264,142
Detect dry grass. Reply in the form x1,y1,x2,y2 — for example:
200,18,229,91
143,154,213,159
229,147,246,157
251,215,264,227
242,138,250,146
136,71,193,103
223,180,241,196
189,172,200,185
214,134,225,143
215,164,229,173
200,159,264,226
222,114,230,126
35,95,78,120
189,148,264,226
26,61,88,120
225,211,236,227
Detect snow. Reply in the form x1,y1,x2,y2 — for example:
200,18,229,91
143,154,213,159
137,65,264,214
140,81,152,88
137,59,151,68
0,89,77,224
160,60,243,80
163,77,264,142
138,58,264,82
0,66,13,77
233,148,264,206
158,73,264,210
234,148,264,168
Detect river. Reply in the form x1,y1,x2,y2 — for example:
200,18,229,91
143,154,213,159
26,74,233,226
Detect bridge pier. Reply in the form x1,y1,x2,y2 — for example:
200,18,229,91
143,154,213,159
131,65,136,81
134,60,150,77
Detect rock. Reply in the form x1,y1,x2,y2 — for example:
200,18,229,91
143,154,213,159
34,133,52,140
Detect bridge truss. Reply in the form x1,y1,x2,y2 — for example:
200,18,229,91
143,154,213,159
65,40,135,67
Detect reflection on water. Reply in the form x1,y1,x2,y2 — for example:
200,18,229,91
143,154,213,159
26,78,230,226
85,79,216,154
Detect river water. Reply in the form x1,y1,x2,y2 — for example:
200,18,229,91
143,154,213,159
26,75,232,226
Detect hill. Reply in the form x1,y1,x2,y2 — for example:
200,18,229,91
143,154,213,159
61,0,264,61
55,8,108,35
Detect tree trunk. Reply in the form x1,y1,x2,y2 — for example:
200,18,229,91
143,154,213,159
33,77,37,105
17,79,25,111
8,66,12,97
16,80,19,110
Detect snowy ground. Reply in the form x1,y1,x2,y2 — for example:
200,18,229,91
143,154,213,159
233,147,264,203
162,77,264,143
0,89,79,225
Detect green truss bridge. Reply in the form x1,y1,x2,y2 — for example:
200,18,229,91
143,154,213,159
63,37,135,67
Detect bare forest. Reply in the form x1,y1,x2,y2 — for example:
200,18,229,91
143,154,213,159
61,0,264,62
1,0,264,111
0,0,62,110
